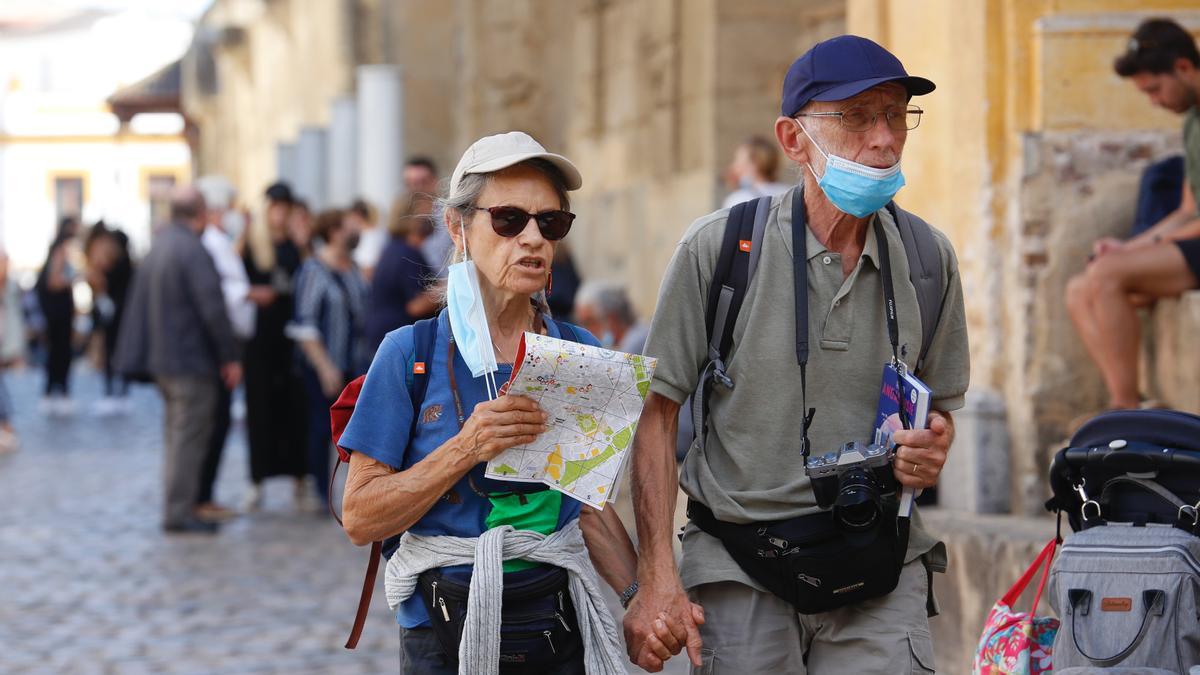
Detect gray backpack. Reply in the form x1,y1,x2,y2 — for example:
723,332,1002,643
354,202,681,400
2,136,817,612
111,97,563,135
1049,522,1200,673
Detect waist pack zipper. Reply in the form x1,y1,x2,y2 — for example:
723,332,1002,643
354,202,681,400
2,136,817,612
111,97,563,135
1062,544,1200,575
555,612,572,632
438,597,450,622
544,630,556,655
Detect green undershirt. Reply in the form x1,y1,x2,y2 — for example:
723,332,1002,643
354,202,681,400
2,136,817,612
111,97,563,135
485,489,562,572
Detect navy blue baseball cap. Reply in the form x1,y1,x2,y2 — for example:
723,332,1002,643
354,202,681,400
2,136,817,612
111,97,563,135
781,35,935,117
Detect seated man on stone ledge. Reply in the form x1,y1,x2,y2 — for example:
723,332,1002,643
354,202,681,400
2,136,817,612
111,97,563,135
1066,17,1200,412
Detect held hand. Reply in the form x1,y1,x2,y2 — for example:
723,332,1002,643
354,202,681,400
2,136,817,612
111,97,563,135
891,411,953,490
622,580,705,672
220,362,243,390
456,395,548,463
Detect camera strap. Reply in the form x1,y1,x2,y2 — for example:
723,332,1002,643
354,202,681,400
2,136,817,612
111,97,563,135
792,194,906,464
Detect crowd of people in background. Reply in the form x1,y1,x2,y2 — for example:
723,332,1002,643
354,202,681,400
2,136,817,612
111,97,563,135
0,152,605,532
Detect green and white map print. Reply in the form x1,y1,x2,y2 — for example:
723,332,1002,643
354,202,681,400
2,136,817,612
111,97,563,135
485,332,657,509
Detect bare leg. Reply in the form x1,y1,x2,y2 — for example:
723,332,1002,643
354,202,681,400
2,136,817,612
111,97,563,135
1066,273,1109,383
1084,244,1199,409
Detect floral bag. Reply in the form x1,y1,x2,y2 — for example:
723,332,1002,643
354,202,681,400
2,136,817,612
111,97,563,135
973,538,1059,674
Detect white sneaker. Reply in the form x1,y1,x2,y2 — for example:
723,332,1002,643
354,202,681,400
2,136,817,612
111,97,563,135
241,484,263,512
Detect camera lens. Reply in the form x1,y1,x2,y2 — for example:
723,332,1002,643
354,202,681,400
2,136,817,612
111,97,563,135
833,469,883,531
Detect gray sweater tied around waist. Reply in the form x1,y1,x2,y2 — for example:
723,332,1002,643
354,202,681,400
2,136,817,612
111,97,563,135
384,519,626,675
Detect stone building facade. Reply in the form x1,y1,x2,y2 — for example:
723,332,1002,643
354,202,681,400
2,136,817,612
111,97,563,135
183,2,1200,665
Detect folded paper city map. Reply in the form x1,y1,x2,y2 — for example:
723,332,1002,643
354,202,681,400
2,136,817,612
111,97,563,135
484,332,657,509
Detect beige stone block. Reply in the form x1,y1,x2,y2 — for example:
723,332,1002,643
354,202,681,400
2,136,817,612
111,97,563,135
1147,292,1200,414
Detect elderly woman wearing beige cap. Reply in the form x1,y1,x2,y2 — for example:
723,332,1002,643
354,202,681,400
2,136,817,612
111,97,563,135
339,132,638,674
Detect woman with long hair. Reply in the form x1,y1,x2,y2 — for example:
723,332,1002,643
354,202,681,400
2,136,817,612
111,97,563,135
240,182,308,510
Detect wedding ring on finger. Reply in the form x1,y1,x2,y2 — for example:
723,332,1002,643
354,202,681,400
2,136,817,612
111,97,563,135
911,462,921,476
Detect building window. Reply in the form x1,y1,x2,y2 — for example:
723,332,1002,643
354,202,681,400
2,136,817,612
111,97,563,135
147,173,177,228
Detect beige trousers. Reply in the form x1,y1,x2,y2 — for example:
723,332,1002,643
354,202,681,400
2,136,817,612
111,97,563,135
689,560,936,674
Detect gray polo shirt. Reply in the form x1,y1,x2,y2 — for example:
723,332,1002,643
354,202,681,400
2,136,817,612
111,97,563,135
644,185,969,593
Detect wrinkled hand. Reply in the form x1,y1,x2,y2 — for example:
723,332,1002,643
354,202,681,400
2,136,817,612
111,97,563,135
622,581,705,672
456,395,548,463
891,411,953,489
220,362,243,390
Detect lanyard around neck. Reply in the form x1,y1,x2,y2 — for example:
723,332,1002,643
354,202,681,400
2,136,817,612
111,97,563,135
446,309,546,429
792,196,905,462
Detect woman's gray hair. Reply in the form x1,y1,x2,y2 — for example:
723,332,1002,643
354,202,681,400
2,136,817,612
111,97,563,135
433,157,573,314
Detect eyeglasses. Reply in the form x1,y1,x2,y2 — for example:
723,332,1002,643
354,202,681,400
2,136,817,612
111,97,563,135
473,205,576,241
794,105,923,133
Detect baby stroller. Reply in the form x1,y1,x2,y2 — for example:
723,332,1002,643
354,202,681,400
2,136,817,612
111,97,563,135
1048,408,1200,533
1045,409,1200,673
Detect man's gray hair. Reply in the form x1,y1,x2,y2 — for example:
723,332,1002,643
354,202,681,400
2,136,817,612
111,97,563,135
575,280,636,326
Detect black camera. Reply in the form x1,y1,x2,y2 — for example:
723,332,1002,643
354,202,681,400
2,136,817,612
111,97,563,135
806,441,899,531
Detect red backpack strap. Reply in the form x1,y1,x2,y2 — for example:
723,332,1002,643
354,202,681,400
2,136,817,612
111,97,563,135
344,540,382,649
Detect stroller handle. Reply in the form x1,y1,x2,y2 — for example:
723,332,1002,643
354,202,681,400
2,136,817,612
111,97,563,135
1064,444,1200,474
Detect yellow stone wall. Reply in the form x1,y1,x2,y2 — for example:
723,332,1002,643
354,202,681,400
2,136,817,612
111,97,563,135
848,1,1200,512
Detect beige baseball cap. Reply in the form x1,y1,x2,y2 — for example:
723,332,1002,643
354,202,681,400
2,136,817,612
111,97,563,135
449,131,582,197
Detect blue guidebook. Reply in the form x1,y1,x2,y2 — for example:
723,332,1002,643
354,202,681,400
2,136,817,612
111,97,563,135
872,362,933,518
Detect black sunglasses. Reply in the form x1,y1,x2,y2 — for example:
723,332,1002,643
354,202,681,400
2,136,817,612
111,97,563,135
473,205,576,241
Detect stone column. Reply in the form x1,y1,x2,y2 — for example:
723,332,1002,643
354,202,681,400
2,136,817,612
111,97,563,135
356,64,403,223
276,141,297,190
327,96,358,206
295,126,328,209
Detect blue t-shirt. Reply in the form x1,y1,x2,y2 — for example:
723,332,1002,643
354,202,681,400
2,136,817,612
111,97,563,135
338,308,599,627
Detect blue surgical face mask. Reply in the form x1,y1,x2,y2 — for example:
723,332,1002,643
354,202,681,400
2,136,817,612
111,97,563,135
599,330,615,349
800,122,905,218
446,227,499,392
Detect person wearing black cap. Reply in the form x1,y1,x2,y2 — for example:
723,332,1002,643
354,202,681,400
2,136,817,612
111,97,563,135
625,35,969,672
1066,18,1200,413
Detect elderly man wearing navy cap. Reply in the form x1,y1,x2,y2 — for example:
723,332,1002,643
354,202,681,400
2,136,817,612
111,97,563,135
624,36,970,672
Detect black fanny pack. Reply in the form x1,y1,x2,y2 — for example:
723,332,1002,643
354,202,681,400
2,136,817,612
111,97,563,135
688,499,909,614
416,565,583,668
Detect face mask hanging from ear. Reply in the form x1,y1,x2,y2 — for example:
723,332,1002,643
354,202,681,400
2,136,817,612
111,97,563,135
799,122,906,218
446,221,500,397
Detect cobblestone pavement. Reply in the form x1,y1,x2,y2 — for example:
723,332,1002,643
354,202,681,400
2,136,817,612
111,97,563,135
0,368,686,674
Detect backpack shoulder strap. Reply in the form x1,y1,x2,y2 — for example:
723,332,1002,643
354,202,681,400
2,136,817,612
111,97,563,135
704,196,771,367
885,202,944,374
407,316,439,412
692,196,771,452
551,318,582,344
